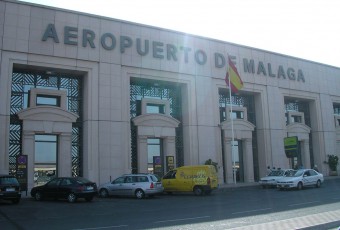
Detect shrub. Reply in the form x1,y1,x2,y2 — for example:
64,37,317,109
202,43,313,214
325,154,339,171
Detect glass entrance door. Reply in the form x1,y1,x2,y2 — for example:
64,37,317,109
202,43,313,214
34,134,58,186
147,138,163,177
232,140,244,182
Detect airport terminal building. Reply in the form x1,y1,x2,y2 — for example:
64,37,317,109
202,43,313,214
1,0,340,190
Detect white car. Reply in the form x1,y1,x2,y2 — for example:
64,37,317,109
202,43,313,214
259,169,293,188
276,169,324,190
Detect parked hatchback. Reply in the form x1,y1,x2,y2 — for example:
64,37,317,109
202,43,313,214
30,177,97,203
0,175,21,204
98,174,163,199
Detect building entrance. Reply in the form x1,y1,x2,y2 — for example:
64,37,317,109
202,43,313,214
232,140,244,182
34,134,58,186
147,138,163,177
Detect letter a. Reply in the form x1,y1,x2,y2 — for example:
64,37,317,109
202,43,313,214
42,24,60,43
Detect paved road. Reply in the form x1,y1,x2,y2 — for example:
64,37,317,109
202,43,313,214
1,178,340,230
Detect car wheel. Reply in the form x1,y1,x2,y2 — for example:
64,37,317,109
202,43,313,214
316,180,321,188
135,189,145,199
297,182,303,190
85,196,94,202
99,188,109,198
193,186,203,196
11,198,20,204
35,191,43,201
67,193,77,203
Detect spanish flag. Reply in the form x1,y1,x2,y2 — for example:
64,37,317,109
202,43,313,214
225,56,244,93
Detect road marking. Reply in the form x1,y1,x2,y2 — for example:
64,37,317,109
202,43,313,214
154,216,210,223
288,201,320,207
72,225,128,230
232,208,272,215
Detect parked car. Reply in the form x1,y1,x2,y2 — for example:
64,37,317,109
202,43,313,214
0,175,21,204
259,169,293,188
162,165,218,195
30,177,97,203
276,169,324,190
98,174,163,199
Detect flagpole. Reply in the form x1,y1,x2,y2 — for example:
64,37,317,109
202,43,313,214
227,56,236,185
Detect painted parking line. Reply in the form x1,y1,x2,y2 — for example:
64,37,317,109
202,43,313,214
288,201,320,207
232,208,272,215
154,216,210,224
72,225,128,230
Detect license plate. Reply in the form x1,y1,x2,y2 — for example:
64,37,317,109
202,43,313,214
6,188,15,192
86,186,94,190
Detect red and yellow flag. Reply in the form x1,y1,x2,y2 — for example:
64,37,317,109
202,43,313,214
225,56,244,93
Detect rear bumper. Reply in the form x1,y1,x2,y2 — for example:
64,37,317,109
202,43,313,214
145,188,164,195
74,191,97,198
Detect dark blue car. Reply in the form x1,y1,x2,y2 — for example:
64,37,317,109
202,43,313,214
31,177,97,203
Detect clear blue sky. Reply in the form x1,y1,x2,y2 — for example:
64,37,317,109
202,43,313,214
19,0,340,67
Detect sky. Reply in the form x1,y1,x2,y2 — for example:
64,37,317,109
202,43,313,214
19,0,340,68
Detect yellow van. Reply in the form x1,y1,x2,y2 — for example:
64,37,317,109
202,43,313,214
161,165,218,195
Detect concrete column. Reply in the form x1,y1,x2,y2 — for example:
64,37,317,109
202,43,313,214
163,136,176,172
22,130,35,192
137,136,148,173
223,137,234,184
243,138,254,182
302,140,311,169
58,133,72,177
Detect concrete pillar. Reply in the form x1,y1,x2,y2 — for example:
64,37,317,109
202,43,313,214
22,131,35,192
137,136,148,173
163,136,176,173
243,138,254,182
302,140,311,168
223,137,234,184
58,133,72,176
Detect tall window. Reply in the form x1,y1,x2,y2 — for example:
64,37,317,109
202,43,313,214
34,135,57,186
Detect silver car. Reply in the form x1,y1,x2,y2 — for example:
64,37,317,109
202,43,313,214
98,174,164,199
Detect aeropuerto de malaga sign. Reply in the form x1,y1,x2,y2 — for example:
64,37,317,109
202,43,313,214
41,24,305,83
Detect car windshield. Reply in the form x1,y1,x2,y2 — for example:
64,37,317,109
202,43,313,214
268,170,284,176
0,177,19,185
285,170,304,177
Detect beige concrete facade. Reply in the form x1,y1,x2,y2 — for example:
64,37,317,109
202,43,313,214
1,0,340,191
